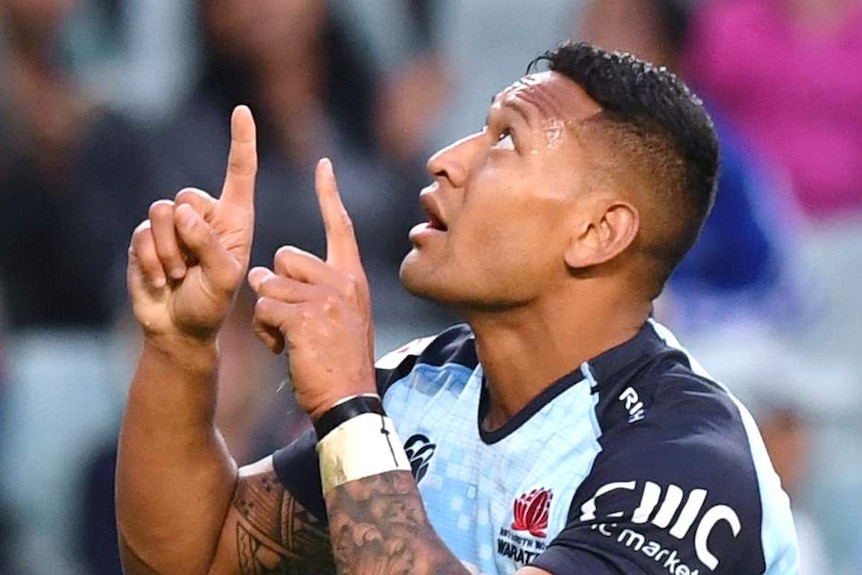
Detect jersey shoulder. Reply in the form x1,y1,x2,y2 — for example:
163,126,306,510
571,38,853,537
533,321,797,575
375,323,477,396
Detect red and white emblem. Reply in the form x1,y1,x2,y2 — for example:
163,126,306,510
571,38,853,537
511,487,553,538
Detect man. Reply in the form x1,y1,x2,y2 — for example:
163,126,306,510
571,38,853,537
117,42,799,575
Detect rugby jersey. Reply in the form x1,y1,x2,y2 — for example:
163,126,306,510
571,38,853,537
273,319,799,575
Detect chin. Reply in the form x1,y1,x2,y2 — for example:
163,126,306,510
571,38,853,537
399,254,432,297
399,253,453,303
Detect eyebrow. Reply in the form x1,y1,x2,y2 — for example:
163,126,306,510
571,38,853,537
505,97,537,124
485,92,535,127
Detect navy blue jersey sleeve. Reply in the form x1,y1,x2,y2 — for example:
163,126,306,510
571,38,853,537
272,428,328,524
532,383,771,575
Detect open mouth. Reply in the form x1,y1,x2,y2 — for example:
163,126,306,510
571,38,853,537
420,191,448,232
428,211,448,231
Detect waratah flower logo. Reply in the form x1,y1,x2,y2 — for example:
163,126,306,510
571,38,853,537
511,487,553,537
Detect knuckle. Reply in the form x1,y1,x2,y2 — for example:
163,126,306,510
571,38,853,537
299,306,316,325
343,272,358,291
255,296,289,329
148,199,174,219
137,252,160,274
341,272,366,300
182,215,212,247
257,272,274,291
132,220,152,240
257,273,280,298
273,245,299,267
159,239,182,258
228,154,256,179
134,218,152,232
175,187,208,203
254,296,274,320
322,292,339,312
219,262,243,290
340,212,356,234
131,235,153,259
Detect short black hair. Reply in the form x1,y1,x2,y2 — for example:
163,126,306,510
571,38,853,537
529,41,719,296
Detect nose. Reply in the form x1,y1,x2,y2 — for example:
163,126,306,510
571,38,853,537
426,131,484,189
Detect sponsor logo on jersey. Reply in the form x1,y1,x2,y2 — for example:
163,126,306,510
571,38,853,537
404,433,436,483
580,480,741,571
619,386,646,423
591,523,704,575
496,488,553,567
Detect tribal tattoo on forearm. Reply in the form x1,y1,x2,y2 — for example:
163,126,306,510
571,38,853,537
232,470,335,575
324,471,470,575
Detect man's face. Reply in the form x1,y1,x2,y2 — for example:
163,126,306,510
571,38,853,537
400,71,603,311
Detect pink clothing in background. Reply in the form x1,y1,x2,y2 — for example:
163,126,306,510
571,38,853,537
686,0,862,219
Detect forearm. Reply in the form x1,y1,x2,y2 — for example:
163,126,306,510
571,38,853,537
116,337,237,575
324,471,470,575
207,458,335,575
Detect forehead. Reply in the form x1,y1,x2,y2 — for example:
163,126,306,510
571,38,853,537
492,71,602,125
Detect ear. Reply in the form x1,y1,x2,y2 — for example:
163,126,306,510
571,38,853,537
564,200,639,269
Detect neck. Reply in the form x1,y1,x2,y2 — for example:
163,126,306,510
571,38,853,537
464,283,650,431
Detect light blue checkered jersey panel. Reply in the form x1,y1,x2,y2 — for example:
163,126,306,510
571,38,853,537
383,361,603,575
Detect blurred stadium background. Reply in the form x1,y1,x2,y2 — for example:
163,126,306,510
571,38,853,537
0,0,860,573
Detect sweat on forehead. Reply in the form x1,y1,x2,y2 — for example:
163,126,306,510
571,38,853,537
493,71,603,126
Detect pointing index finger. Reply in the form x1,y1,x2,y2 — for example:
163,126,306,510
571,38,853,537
316,157,361,269
220,105,258,208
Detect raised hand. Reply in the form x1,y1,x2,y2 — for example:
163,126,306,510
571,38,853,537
128,105,258,344
248,158,376,420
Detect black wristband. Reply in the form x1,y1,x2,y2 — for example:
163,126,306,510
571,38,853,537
313,395,385,440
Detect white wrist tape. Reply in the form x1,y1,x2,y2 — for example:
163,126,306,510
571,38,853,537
317,412,411,494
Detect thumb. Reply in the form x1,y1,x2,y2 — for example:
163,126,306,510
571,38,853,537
174,203,243,294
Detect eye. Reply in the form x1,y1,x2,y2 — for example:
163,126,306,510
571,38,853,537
494,129,515,150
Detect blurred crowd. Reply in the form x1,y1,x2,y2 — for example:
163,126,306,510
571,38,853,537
0,0,860,573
